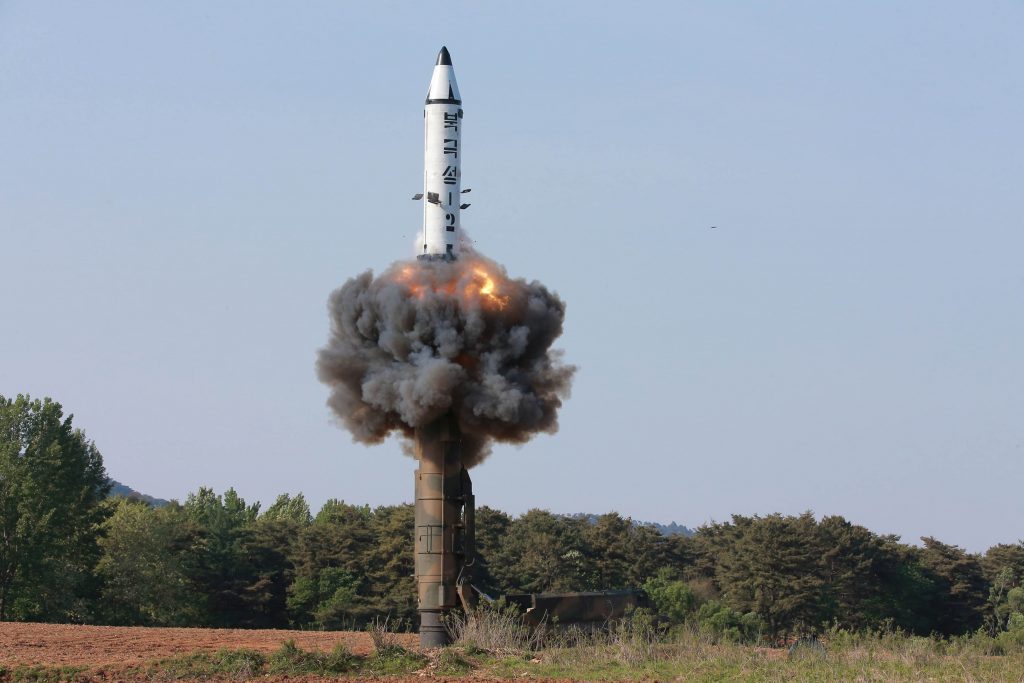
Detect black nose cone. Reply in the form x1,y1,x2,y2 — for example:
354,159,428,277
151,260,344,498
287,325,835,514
436,46,452,66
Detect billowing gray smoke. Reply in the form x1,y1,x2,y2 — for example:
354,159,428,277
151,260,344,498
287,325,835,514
316,251,575,467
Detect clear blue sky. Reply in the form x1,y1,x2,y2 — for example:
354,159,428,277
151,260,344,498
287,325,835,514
2,1,1021,552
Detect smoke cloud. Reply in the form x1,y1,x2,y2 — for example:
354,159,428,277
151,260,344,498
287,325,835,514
317,251,575,467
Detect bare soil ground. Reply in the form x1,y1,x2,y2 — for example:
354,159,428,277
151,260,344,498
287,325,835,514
0,623,581,682
0,621,417,667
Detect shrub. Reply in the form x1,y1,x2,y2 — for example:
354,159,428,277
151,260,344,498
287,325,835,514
642,570,696,624
144,649,266,679
446,601,545,653
694,600,762,644
367,615,413,656
996,612,1024,653
267,639,357,675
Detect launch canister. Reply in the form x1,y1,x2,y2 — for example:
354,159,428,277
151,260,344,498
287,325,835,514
416,46,465,261
414,414,474,648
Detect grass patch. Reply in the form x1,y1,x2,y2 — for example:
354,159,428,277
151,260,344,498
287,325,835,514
364,648,428,676
443,613,1024,682
513,637,1024,682
362,615,427,675
366,615,413,656
140,642,361,679
267,639,357,675
0,666,88,683
133,640,423,679
432,648,475,675
444,601,545,653
142,649,266,680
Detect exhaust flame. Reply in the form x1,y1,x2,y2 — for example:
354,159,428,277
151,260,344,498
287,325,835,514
392,261,510,310
317,249,574,467
472,267,510,310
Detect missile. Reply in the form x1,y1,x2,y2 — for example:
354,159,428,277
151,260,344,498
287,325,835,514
414,46,468,261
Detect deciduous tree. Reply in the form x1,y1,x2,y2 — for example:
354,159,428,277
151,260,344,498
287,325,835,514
0,395,110,621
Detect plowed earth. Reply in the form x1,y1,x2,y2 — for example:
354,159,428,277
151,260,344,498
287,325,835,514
1,623,582,682
0,622,417,667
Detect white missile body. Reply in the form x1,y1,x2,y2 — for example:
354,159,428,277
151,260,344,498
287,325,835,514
416,47,466,261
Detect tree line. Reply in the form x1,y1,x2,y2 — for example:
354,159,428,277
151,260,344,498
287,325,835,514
2,394,1023,646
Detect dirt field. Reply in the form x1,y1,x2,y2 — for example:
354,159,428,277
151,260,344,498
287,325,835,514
0,621,417,667
0,623,582,682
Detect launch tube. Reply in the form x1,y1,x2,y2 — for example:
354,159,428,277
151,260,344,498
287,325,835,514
414,413,472,647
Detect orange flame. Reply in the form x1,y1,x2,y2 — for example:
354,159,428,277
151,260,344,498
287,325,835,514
471,267,510,310
392,262,509,310
394,266,427,299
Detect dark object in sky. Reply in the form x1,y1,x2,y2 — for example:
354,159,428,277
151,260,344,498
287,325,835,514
711,226,717,229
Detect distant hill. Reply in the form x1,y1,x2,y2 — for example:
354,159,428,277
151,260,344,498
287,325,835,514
643,520,695,537
107,479,170,507
569,513,694,537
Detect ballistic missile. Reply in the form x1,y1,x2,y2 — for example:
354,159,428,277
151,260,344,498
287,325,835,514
413,47,469,261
